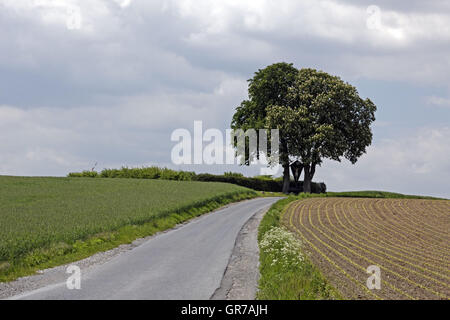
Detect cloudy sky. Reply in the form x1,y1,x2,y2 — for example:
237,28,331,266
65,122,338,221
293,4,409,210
1,0,449,198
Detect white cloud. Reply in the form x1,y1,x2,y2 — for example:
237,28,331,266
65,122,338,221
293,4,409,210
426,96,450,108
1,0,450,90
168,0,450,85
0,75,247,175
170,0,450,46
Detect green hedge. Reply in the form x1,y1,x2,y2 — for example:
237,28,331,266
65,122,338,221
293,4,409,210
67,170,98,178
68,167,326,193
69,167,195,181
194,174,325,193
292,181,327,194
193,173,281,192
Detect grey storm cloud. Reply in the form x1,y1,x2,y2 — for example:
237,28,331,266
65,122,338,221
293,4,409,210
1,0,450,108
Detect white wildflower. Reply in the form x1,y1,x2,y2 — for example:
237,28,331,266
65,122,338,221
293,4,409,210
260,227,304,268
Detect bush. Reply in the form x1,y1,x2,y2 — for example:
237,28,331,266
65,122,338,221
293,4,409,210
193,173,282,192
254,175,275,181
223,172,244,178
97,167,195,181
292,181,326,193
68,171,98,178
67,172,83,178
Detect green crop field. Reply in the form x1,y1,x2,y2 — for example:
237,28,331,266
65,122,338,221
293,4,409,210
0,176,254,276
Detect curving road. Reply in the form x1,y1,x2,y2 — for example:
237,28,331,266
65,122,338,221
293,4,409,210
8,197,280,300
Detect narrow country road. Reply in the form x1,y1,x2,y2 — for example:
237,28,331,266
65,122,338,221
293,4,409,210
8,197,280,300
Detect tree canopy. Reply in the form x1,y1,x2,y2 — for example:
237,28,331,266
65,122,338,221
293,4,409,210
231,62,298,131
231,63,298,192
231,64,376,193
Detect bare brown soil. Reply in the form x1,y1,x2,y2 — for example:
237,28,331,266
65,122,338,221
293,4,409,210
282,198,450,300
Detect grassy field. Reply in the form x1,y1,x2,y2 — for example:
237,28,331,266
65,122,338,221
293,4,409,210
0,176,256,281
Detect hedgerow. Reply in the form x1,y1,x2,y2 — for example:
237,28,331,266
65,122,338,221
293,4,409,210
68,167,326,193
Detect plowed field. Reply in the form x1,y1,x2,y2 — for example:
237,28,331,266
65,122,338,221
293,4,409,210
282,198,450,300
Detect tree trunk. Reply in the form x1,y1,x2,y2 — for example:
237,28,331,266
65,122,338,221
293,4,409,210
310,163,316,180
282,163,290,194
303,164,312,193
280,139,290,194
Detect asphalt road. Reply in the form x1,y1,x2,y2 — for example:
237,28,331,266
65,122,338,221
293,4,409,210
9,197,280,300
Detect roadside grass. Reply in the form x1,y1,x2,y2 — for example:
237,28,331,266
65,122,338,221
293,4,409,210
0,176,256,282
257,194,342,300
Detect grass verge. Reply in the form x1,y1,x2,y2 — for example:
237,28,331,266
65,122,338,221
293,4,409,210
256,194,342,300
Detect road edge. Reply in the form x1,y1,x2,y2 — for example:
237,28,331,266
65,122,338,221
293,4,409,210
210,202,275,300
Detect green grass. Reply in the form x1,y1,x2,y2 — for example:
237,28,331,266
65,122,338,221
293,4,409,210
257,194,342,300
0,176,256,282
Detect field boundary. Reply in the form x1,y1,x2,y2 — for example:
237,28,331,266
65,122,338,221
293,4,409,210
256,194,342,300
211,203,275,300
